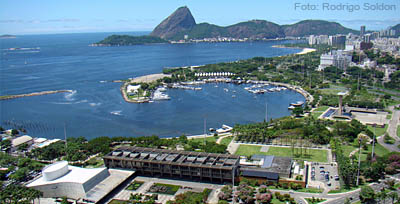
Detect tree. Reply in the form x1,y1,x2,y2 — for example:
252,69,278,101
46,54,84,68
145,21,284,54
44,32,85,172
61,197,69,204
359,186,376,203
377,190,387,204
11,129,19,136
292,106,304,117
388,191,398,204
0,139,11,151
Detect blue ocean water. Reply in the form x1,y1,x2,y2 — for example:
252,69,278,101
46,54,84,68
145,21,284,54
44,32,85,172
0,32,305,139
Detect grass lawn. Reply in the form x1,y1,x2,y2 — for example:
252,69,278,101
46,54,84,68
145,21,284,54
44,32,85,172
305,198,327,204
126,181,144,191
342,145,357,157
148,183,181,195
320,85,348,95
367,124,388,136
84,157,104,168
397,126,400,139
328,186,360,194
387,114,392,119
296,188,324,193
271,198,294,204
220,136,233,146
191,136,217,143
108,200,130,204
320,89,344,95
311,106,329,118
235,145,328,163
353,143,390,161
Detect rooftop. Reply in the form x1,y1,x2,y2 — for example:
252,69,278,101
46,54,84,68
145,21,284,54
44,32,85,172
104,146,240,169
28,165,106,186
241,155,292,178
12,135,33,147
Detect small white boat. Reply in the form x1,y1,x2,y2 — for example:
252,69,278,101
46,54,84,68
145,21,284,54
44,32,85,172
232,95,236,98
290,101,304,106
288,105,295,110
224,88,229,92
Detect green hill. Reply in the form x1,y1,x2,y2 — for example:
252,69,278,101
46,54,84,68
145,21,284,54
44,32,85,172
95,35,167,46
283,20,358,37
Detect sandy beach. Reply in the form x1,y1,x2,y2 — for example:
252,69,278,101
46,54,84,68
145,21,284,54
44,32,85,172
296,48,317,55
271,45,316,55
130,73,171,83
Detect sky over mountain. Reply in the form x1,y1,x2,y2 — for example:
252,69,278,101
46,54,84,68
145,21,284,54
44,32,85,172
1,0,399,34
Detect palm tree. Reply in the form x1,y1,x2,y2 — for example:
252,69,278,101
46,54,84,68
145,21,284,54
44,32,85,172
378,190,387,204
388,191,398,204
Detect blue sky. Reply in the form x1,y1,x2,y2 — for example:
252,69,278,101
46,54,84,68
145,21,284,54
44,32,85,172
1,0,399,34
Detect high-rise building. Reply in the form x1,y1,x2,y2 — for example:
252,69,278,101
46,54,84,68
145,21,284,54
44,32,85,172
360,25,366,36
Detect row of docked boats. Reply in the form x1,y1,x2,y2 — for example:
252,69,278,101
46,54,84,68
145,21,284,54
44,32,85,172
244,84,288,94
170,83,202,90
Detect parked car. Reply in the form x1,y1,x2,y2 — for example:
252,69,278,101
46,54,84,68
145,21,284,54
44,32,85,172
335,175,340,180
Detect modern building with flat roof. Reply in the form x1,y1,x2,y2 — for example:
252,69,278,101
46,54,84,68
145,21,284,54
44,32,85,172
103,146,240,183
27,161,134,203
240,155,293,181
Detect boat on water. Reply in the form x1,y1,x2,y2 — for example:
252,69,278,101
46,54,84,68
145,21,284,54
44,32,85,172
152,91,170,100
290,101,304,106
232,95,236,98
224,88,229,92
288,105,295,110
157,87,167,92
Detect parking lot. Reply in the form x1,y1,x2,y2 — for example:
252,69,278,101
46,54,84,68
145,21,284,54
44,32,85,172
308,162,341,191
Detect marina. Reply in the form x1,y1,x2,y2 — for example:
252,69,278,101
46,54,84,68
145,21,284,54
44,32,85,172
0,33,304,139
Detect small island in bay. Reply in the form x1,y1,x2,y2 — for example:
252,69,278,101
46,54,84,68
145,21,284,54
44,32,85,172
0,34,16,39
91,35,168,46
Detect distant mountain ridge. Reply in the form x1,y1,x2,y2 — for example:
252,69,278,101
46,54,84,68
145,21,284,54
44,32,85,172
391,23,400,37
150,6,358,40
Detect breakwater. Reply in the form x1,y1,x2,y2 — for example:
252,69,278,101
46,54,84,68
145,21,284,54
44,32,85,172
0,90,73,100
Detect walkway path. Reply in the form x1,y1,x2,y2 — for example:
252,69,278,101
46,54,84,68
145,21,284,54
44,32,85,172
215,133,232,144
377,105,400,152
349,148,359,157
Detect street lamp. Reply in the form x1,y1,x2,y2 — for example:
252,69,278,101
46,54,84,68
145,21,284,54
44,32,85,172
372,123,376,159
356,137,362,186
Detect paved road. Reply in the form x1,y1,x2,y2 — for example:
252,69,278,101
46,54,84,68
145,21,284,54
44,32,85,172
377,106,400,152
387,106,400,140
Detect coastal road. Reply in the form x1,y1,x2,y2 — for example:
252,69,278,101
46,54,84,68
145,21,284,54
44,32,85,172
277,183,386,204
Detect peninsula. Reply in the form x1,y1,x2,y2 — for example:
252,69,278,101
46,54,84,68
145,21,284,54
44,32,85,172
91,35,167,46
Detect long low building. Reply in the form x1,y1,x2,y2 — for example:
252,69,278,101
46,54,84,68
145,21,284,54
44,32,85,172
103,146,240,183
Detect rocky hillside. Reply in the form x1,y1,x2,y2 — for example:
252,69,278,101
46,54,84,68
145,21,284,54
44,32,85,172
150,6,196,39
150,7,358,40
